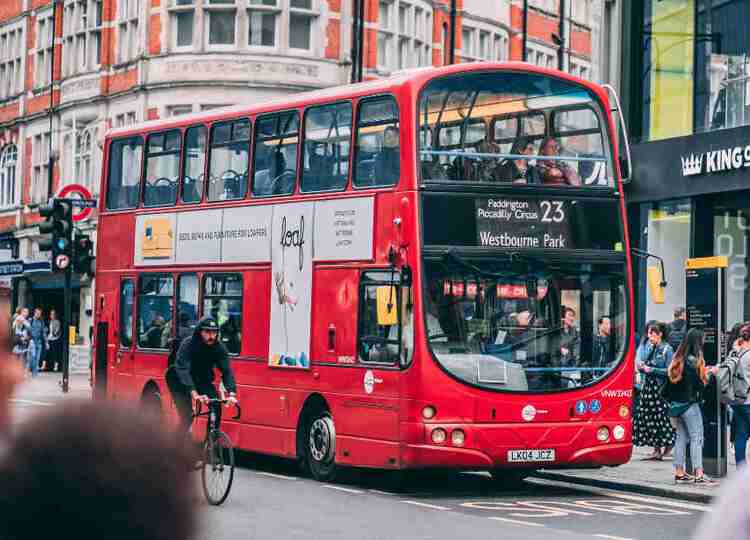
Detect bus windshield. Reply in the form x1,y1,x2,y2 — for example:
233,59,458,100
419,71,613,187
423,257,627,392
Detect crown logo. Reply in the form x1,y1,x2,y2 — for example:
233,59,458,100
681,153,703,176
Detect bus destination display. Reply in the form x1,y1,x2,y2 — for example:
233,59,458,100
475,198,571,249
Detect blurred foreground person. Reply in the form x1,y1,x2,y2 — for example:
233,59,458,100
0,401,197,540
0,291,23,439
694,465,750,540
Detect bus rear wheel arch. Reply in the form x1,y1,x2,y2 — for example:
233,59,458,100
140,382,162,417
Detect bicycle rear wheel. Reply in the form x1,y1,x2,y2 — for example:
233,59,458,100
201,430,235,505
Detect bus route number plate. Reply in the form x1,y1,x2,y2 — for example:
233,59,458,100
507,449,556,463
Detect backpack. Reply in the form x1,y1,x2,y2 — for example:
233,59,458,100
718,349,750,404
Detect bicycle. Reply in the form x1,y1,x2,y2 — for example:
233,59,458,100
192,398,241,505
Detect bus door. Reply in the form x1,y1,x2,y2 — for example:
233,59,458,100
114,278,136,399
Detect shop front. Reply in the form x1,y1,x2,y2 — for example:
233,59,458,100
628,125,750,332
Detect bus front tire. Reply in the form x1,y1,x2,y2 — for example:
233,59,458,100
305,411,338,482
489,468,533,489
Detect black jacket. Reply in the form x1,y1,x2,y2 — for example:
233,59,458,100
591,334,612,367
668,319,687,351
174,317,237,394
666,355,703,403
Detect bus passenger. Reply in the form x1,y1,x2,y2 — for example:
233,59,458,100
497,138,540,184
537,137,582,186
560,306,580,367
220,315,242,355
141,314,166,349
588,316,612,382
374,126,400,185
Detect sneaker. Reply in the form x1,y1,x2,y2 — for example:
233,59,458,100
674,473,694,484
693,475,718,486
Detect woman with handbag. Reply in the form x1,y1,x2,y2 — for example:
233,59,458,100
633,322,676,460
666,328,716,484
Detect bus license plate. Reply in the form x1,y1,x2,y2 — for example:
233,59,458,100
507,449,556,463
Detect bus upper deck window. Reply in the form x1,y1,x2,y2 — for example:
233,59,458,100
208,119,251,201
252,111,299,197
301,102,352,193
353,96,400,188
181,126,207,204
144,131,181,207
106,137,143,210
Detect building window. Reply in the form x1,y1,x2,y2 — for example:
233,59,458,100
461,28,475,62
0,23,23,100
0,144,17,209
167,104,194,117
289,0,316,50
569,59,591,81
526,42,556,69
201,103,233,111
114,111,138,128
378,0,432,72
62,0,103,76
116,0,140,63
206,0,237,47
64,124,98,195
35,13,54,88
170,0,196,49
32,134,51,205
247,0,279,47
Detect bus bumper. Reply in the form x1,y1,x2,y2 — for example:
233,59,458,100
400,421,633,469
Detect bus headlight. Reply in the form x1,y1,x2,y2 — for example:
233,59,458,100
613,425,626,441
422,406,436,420
619,405,630,418
431,428,447,444
451,429,466,446
596,427,610,442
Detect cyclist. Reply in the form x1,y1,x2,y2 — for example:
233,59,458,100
166,317,238,437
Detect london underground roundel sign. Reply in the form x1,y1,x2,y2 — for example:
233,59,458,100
57,184,94,222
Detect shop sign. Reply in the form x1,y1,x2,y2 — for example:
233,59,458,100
681,145,750,177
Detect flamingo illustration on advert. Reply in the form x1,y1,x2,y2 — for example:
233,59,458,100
269,202,314,369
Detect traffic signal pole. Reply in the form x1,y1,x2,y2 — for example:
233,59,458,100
62,262,71,393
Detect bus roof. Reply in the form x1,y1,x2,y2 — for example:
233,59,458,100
107,62,606,140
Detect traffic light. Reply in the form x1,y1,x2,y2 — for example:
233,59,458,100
39,199,73,273
73,234,95,277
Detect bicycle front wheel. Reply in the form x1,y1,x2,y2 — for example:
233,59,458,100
201,430,235,505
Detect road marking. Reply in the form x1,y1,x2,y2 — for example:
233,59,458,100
530,478,711,512
489,517,546,528
401,501,450,511
323,485,365,494
369,489,396,496
9,398,53,407
595,535,634,540
255,472,298,481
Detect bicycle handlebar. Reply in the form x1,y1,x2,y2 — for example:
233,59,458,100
193,398,242,420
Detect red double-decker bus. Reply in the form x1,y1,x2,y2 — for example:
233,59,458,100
93,62,635,483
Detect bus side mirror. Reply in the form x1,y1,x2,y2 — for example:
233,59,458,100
376,286,398,326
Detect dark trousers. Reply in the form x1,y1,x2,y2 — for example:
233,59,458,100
165,366,221,437
732,403,750,466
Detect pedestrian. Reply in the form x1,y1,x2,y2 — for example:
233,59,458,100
724,322,744,453
46,309,62,372
665,328,715,484
633,321,675,460
715,322,750,467
11,316,30,367
8,306,21,337
0,401,196,540
693,464,750,540
667,306,688,351
27,307,46,376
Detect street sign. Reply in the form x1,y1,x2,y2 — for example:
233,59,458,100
67,199,97,209
0,260,24,276
57,184,95,222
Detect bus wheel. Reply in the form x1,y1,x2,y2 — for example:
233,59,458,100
140,385,162,417
306,411,338,482
489,468,533,489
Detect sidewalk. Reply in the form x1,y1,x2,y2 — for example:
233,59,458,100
11,372,92,409
534,446,737,503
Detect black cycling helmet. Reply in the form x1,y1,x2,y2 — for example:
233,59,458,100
196,316,219,332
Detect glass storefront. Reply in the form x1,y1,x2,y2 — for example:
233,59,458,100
639,0,750,140
645,200,692,323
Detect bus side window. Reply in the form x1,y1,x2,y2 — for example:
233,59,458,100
301,102,352,193
119,280,135,348
144,130,180,207
208,119,250,201
106,137,143,210
137,274,175,350
353,96,400,188
252,111,299,197
358,271,411,365
181,126,207,204
177,273,199,340
203,273,243,355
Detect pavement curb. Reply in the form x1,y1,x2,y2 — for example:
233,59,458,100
532,470,715,504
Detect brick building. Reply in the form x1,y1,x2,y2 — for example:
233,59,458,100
0,0,621,348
